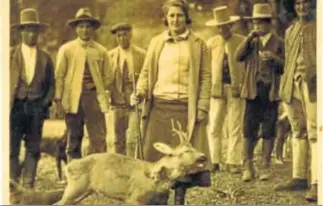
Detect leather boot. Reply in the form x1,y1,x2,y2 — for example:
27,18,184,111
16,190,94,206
10,156,22,190
174,186,187,205
275,178,308,191
9,178,23,204
242,138,255,182
22,153,39,189
259,139,274,180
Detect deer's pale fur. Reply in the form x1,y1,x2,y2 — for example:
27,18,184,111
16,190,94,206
55,120,208,205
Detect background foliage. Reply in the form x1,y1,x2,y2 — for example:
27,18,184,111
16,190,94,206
10,0,294,54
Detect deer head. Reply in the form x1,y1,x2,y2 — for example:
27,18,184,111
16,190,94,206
151,119,208,182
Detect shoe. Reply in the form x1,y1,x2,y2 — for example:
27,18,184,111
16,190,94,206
212,164,220,172
259,139,274,181
275,178,308,191
305,184,317,202
259,169,270,181
242,138,255,182
22,153,39,189
228,164,241,174
242,161,255,182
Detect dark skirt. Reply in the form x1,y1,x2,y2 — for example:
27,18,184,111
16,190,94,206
143,98,188,162
143,98,210,188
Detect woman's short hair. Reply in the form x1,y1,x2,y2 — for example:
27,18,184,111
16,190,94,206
162,0,192,26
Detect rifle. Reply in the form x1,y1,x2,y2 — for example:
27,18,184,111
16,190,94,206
131,73,144,160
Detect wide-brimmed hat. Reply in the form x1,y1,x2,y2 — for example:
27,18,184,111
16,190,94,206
67,8,101,30
244,3,273,20
110,23,132,35
11,8,49,31
206,6,240,27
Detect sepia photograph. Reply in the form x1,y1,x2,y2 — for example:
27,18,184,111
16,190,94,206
0,0,322,204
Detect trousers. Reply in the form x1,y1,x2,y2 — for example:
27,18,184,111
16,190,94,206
65,90,107,160
284,78,317,184
107,106,140,157
208,85,245,165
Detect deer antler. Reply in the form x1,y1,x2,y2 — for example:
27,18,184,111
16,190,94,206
171,119,188,144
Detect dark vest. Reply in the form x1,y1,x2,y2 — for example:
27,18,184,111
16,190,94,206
15,57,47,101
255,39,272,85
111,60,134,106
82,61,96,91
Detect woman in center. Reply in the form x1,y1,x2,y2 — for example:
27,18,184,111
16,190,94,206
132,0,212,204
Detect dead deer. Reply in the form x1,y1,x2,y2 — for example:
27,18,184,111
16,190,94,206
54,119,208,205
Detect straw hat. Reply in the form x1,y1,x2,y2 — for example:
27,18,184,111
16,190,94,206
206,6,240,27
11,8,49,31
244,3,273,20
67,8,101,30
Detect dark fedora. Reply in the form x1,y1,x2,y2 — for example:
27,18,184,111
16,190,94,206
11,8,49,31
67,8,101,30
110,23,132,34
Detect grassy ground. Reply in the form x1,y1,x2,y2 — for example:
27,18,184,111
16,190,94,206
32,150,315,205
15,115,314,205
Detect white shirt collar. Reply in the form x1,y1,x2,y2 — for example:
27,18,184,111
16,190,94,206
164,29,190,42
118,45,132,54
22,43,36,51
260,32,272,47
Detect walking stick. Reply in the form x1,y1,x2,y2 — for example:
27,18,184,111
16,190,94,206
132,73,144,160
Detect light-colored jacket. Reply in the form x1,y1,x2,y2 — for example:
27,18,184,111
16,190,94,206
207,33,245,98
279,20,316,103
55,39,113,114
108,45,146,105
136,30,211,141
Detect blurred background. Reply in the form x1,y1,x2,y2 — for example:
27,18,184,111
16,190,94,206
10,0,295,62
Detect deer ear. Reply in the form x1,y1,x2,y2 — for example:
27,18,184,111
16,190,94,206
153,143,173,155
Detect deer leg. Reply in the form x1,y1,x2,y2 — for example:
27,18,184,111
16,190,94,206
55,175,90,204
70,190,93,204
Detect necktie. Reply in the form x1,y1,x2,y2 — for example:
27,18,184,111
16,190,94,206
121,60,129,92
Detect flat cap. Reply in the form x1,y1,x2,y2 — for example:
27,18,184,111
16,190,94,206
110,23,132,34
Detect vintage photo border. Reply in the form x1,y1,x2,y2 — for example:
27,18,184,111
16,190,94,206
1,0,322,204
1,0,10,204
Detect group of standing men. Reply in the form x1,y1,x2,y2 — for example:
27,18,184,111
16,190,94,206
207,0,317,202
9,0,317,204
10,7,145,190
